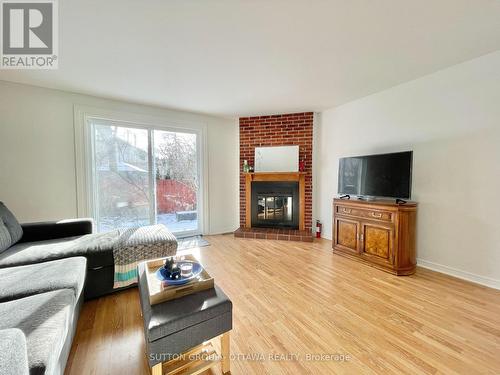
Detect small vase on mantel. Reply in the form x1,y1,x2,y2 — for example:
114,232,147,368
299,159,305,172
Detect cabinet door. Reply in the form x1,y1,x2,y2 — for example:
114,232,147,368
334,217,360,254
360,223,394,265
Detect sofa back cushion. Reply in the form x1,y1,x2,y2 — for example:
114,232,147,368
0,202,23,246
0,218,12,253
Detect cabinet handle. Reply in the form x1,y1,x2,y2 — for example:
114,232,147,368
342,208,351,214
371,212,382,218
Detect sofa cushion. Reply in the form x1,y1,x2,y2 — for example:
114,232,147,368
0,202,23,245
0,257,87,303
0,328,29,375
0,230,118,269
0,218,12,253
0,290,75,375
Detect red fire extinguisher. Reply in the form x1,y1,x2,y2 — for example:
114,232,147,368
316,220,322,238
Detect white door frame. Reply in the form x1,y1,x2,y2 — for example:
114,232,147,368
74,105,208,237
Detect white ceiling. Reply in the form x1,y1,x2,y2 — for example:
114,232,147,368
1,0,500,117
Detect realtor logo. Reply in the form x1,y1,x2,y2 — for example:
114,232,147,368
1,0,58,69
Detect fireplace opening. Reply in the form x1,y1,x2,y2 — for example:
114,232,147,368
251,181,299,229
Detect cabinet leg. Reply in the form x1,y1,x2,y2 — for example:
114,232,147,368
221,331,230,374
152,362,162,375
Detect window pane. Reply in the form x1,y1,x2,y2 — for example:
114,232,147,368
94,124,150,232
154,130,198,234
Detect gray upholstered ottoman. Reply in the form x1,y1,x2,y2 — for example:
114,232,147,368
138,262,232,375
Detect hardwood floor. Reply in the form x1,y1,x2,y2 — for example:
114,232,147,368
65,235,500,375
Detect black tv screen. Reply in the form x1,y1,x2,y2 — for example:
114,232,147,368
338,151,412,199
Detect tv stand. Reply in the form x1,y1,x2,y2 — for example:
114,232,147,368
339,194,350,200
396,198,407,204
332,198,417,275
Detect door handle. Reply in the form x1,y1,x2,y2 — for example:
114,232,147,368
342,208,351,214
371,212,382,218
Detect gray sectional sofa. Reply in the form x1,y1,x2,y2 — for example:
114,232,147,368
0,202,175,375
0,217,118,299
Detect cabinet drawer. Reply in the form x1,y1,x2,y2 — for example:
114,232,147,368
335,205,393,223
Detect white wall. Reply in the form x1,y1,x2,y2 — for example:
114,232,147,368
315,51,500,289
0,81,239,235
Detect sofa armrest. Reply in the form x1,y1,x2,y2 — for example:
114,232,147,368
20,218,94,243
0,328,29,375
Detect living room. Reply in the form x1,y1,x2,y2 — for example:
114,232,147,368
0,1,499,375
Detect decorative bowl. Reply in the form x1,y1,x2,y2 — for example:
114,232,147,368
156,260,203,286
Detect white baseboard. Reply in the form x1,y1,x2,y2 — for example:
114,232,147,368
417,258,500,290
207,226,237,236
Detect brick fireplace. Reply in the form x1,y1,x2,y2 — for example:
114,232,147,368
235,112,313,242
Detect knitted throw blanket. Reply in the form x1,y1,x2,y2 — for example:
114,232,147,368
113,225,177,289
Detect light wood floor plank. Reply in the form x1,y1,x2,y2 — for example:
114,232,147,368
65,235,500,375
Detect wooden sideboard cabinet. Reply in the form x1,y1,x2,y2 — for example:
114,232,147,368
332,198,417,275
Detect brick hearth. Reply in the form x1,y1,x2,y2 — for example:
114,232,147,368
234,227,313,242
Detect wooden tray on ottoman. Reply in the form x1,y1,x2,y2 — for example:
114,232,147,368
144,255,214,305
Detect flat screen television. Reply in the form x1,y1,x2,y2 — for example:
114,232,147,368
338,151,412,199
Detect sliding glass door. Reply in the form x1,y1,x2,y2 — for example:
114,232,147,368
89,119,201,237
